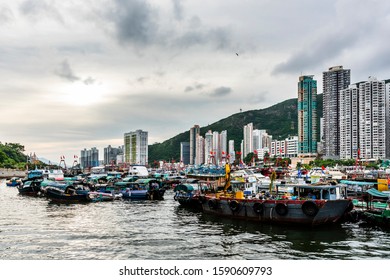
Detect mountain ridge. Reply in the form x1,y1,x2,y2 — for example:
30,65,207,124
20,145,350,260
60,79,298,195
148,94,323,163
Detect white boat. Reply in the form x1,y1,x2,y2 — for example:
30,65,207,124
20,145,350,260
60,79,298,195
128,165,149,177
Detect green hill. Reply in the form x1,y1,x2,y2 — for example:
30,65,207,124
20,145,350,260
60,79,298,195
149,94,323,163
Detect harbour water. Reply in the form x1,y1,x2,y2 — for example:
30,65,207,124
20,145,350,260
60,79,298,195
1,179,389,260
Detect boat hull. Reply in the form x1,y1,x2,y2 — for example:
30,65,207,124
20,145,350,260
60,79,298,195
200,196,352,226
44,187,90,203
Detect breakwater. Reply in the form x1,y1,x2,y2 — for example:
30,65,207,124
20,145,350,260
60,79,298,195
0,168,26,179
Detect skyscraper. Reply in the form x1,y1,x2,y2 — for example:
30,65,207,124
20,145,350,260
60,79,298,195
124,129,148,165
298,75,317,155
243,123,253,157
189,125,200,165
358,77,386,160
323,66,351,159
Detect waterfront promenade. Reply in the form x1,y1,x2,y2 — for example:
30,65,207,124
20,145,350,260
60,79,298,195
0,168,26,179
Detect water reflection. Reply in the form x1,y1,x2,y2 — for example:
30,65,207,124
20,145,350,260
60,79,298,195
1,183,390,260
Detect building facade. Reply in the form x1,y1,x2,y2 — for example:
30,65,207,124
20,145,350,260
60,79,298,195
189,125,200,165
124,129,148,165
103,145,123,165
243,123,253,157
298,75,318,155
323,66,351,159
180,142,190,165
339,78,386,160
80,147,99,169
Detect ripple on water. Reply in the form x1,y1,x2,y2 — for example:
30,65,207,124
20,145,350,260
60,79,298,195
1,184,390,259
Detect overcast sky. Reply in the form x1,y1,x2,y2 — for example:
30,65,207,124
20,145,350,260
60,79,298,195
1,0,390,164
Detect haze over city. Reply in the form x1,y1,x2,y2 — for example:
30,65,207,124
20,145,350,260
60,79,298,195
1,0,390,164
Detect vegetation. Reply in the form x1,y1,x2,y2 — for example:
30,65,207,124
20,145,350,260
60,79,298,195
0,142,28,169
148,94,323,163
0,142,48,170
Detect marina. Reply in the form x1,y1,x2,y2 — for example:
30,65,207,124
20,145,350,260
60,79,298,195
1,177,390,260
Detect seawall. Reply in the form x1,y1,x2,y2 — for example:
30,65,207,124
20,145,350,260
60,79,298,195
0,168,26,179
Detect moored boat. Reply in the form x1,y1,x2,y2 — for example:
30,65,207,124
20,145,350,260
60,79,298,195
199,163,353,227
41,181,90,203
6,177,22,187
17,179,43,196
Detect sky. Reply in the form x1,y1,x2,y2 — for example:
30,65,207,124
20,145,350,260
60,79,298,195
1,0,390,165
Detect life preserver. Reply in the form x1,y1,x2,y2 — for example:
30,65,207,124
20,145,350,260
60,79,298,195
275,203,288,216
229,200,240,212
253,202,264,215
301,200,319,217
208,199,218,209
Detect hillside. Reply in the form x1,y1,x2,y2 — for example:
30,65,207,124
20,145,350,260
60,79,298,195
149,94,323,163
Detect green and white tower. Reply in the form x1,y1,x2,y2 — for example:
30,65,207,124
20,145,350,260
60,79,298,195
298,75,317,156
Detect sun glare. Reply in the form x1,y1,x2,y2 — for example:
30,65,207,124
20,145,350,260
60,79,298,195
59,82,109,106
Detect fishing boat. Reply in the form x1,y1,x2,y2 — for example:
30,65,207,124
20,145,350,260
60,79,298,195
17,179,43,196
361,209,390,229
41,181,91,203
199,163,353,227
6,177,22,187
118,178,165,200
173,179,212,210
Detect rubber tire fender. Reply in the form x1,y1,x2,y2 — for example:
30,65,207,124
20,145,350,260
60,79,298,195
275,202,288,216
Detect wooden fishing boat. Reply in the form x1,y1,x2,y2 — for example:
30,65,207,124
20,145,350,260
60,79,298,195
41,181,90,203
6,177,22,187
17,179,43,196
199,163,353,227
115,178,165,200
362,209,390,228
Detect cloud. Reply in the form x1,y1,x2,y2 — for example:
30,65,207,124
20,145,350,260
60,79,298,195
83,77,95,85
0,5,13,24
107,0,158,45
272,0,390,76
19,0,64,24
185,83,205,92
172,0,184,21
55,60,80,82
207,86,232,97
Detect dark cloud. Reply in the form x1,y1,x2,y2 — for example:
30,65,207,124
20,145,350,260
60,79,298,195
185,83,205,92
55,60,80,82
174,27,231,50
107,0,158,45
272,1,390,76
272,29,359,76
172,0,184,21
19,0,64,23
208,86,232,97
83,77,95,85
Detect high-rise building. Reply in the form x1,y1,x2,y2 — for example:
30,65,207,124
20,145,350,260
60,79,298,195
298,75,317,155
339,84,360,159
359,77,386,160
195,135,205,165
189,125,200,165
103,145,123,165
339,78,386,160
180,142,190,165
386,81,390,158
80,147,99,169
323,66,351,159
243,123,253,157
228,140,235,162
204,130,213,164
220,130,228,164
124,129,148,165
